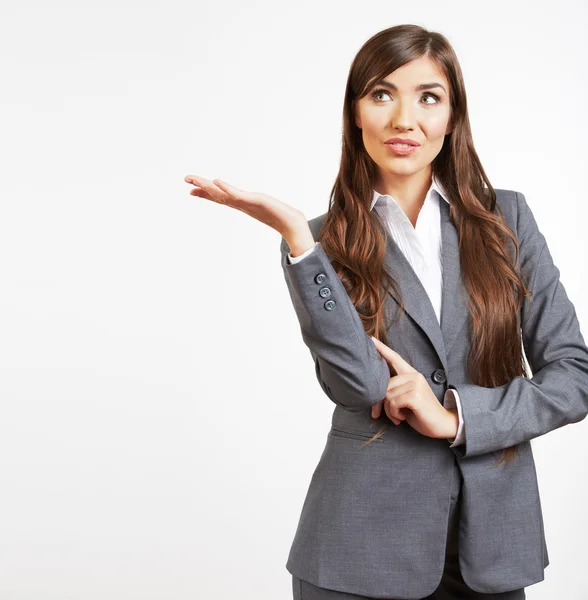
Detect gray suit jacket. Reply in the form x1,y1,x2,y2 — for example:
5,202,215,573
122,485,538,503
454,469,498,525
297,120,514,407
280,189,588,598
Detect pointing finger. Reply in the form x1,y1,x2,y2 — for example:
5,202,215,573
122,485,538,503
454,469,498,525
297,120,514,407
370,337,415,373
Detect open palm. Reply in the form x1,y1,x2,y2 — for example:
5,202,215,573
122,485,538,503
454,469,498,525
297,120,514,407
184,174,305,237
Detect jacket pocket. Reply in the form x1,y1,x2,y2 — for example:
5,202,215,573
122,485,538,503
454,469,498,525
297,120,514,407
329,426,385,443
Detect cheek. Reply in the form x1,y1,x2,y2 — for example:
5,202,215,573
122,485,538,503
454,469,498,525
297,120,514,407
362,111,388,134
422,114,451,139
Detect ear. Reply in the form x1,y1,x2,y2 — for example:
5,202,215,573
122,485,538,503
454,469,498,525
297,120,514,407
354,105,362,130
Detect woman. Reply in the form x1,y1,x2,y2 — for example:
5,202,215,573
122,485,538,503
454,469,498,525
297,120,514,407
185,24,588,600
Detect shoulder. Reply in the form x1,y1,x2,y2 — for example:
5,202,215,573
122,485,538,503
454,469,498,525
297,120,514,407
306,190,522,231
485,188,539,242
490,188,518,226
492,188,540,244
306,190,521,223
288,189,528,246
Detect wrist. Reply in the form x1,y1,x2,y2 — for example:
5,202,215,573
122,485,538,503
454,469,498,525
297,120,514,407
283,221,316,258
441,406,459,439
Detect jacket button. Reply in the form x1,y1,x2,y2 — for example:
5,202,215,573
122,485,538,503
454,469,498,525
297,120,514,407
315,273,327,284
319,286,331,298
324,299,336,311
432,369,446,384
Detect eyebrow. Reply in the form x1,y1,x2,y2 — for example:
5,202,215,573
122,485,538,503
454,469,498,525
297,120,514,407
371,79,447,94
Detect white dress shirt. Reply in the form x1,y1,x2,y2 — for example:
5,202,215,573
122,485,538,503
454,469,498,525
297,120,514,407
286,176,465,447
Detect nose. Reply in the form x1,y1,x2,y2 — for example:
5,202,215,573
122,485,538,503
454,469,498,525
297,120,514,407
390,98,416,130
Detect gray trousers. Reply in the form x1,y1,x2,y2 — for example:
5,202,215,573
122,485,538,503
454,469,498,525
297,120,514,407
291,458,526,600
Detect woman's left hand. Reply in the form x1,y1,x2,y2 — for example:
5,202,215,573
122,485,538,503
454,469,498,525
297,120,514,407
369,336,458,440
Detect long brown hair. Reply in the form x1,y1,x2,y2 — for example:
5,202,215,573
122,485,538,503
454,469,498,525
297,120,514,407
318,24,531,466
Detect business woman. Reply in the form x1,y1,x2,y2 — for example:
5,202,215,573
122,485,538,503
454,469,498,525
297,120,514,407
184,24,588,600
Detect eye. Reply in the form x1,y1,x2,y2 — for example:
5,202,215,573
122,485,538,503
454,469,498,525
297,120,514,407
370,88,441,105
370,88,391,102
422,92,441,105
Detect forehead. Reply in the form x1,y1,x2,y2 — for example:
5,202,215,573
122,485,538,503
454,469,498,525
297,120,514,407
372,57,449,89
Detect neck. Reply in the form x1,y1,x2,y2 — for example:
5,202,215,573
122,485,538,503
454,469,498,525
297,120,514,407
374,169,433,214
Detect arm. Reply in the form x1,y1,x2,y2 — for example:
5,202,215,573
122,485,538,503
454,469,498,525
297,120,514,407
182,175,391,413
449,191,588,459
290,242,468,440
280,234,391,412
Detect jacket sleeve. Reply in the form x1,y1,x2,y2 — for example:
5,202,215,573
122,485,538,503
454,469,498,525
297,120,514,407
280,236,391,412
449,191,588,459
288,242,319,263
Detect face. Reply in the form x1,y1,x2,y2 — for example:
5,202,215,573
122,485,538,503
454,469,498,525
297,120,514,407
354,56,453,186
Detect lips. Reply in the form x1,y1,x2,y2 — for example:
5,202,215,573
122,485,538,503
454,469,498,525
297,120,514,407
385,137,421,146
384,142,419,156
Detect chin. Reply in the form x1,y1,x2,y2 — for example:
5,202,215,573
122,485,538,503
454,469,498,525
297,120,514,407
382,162,421,175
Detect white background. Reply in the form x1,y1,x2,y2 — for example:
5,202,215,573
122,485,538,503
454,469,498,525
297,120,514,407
1,1,587,598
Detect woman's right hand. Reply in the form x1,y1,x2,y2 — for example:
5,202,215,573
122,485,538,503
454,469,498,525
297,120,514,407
184,174,308,239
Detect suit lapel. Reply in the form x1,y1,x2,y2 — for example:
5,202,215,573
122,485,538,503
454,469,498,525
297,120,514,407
382,197,469,370
438,196,469,355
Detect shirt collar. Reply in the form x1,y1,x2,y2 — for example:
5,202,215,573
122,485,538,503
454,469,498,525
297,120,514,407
369,175,450,211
